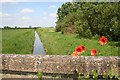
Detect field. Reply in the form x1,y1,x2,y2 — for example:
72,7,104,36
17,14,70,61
2,28,119,56
0,29,2,53
37,28,119,56
2,29,35,54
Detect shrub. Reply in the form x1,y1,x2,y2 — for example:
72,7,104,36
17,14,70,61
56,2,120,41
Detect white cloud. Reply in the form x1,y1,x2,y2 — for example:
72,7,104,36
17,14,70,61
49,13,58,18
0,0,32,3
49,5,57,8
22,16,31,20
0,12,10,17
20,8,34,13
0,0,17,3
0,0,71,3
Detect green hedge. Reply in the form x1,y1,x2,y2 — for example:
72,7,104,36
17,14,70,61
56,2,120,41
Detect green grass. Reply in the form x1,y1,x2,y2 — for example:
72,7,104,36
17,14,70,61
2,29,35,54
37,28,119,56
0,29,2,53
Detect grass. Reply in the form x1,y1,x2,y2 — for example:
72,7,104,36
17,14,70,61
37,28,119,56
2,29,35,54
0,29,2,53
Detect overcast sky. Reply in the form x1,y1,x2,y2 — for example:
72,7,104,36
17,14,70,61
0,0,71,28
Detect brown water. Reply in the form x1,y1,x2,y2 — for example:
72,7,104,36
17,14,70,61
33,31,46,55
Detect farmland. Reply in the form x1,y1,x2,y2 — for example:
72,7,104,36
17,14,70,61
2,29,35,54
1,28,119,56
0,29,2,53
37,28,119,56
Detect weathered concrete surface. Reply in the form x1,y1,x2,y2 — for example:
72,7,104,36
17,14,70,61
0,54,120,76
0,73,38,78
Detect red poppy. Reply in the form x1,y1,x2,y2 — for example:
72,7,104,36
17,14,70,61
76,45,86,54
99,36,108,45
91,48,98,56
80,45,86,53
72,52,78,58
76,46,83,54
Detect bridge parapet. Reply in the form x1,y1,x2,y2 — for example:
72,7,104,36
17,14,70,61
0,54,120,78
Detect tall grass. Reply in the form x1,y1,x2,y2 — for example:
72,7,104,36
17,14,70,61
37,28,119,56
0,29,2,53
2,29,35,54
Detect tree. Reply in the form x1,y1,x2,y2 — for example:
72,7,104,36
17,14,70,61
56,2,120,41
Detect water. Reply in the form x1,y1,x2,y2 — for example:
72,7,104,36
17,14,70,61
33,31,46,55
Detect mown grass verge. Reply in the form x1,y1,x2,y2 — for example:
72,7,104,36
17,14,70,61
2,29,35,54
37,28,119,56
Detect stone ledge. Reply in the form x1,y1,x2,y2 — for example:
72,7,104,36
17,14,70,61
0,54,120,76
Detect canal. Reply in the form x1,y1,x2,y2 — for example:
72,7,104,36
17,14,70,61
33,31,46,55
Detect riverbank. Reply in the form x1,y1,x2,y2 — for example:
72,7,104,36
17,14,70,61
37,28,119,56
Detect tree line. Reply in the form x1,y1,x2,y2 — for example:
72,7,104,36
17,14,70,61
56,2,120,41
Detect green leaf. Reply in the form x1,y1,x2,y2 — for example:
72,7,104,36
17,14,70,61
37,72,43,79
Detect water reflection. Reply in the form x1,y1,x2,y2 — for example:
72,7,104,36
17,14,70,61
33,31,46,55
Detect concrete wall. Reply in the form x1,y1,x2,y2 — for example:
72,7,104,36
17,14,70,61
0,54,120,78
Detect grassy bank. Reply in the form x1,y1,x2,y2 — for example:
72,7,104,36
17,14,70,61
2,29,35,54
37,28,119,56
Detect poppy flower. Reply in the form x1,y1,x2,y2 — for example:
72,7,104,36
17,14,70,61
91,48,98,56
76,45,86,54
99,36,108,45
80,45,86,53
76,46,83,54
72,52,78,58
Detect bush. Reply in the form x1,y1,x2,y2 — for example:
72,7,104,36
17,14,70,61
56,2,120,41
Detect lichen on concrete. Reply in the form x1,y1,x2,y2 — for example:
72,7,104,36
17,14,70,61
0,54,120,77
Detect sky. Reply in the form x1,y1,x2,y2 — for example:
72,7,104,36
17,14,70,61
1,0,117,28
0,0,71,28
